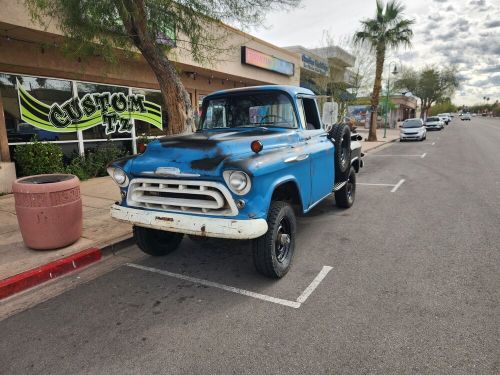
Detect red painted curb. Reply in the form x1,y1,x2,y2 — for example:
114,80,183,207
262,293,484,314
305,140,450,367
0,247,102,300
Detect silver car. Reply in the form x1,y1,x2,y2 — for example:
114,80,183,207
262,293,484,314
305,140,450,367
425,116,444,130
400,118,427,141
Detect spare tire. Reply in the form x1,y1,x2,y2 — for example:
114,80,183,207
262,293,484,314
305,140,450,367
330,124,351,180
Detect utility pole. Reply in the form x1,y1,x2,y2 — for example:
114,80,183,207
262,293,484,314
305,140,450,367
383,63,398,138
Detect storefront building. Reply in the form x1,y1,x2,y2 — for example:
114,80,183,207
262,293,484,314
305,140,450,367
284,45,357,94
0,1,300,160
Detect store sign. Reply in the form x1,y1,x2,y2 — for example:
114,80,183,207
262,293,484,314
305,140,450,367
17,81,163,135
301,53,329,76
241,47,294,76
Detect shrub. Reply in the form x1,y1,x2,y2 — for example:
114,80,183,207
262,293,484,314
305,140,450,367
14,137,64,177
65,143,127,180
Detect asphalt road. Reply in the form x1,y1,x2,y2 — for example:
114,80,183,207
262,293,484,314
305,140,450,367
1,116,499,374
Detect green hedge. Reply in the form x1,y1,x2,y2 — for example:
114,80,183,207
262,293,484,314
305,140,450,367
14,138,127,180
66,143,126,180
14,137,65,176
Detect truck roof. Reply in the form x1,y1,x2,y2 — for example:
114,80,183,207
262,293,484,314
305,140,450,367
206,85,315,99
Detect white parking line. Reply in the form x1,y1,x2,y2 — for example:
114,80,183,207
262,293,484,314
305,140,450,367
296,266,333,303
432,142,436,145
421,153,427,158
125,263,332,309
370,153,426,157
390,179,406,193
357,183,395,187
358,178,405,193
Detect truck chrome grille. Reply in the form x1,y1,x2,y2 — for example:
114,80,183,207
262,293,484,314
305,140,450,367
127,178,238,216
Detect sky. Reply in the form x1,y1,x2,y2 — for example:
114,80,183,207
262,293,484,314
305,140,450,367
250,0,500,105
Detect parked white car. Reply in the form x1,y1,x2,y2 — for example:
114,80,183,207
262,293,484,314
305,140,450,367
400,118,426,141
425,116,445,130
438,113,452,124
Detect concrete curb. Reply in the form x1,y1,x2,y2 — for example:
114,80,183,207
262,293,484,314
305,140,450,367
0,236,133,301
362,138,399,154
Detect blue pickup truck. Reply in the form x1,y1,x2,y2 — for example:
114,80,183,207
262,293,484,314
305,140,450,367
108,85,363,278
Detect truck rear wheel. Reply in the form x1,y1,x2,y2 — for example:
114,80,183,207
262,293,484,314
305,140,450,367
252,201,296,278
335,167,356,208
330,124,351,180
133,226,183,256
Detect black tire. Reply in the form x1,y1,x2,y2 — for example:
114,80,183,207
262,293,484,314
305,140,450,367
330,124,351,180
252,201,296,278
335,167,356,208
133,226,183,256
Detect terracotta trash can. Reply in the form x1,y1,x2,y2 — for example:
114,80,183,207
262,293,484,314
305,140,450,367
12,174,82,250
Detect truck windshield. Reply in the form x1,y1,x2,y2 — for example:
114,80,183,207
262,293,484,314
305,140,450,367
200,92,298,129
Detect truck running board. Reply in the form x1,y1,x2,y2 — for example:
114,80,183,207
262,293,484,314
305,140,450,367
333,181,347,191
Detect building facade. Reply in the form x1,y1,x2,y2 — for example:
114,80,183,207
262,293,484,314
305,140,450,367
284,45,356,95
0,0,300,160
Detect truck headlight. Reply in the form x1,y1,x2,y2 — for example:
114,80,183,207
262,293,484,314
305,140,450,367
223,170,251,195
107,167,129,187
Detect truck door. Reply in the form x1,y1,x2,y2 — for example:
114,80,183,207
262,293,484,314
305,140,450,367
297,97,335,208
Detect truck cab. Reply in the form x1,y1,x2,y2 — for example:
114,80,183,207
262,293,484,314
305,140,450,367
108,85,362,278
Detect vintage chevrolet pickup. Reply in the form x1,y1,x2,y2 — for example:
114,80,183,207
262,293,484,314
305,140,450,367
108,85,363,278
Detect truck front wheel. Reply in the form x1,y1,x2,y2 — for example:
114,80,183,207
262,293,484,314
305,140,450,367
133,226,183,256
252,201,296,278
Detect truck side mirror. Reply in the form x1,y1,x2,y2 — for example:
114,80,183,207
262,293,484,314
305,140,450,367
322,101,338,128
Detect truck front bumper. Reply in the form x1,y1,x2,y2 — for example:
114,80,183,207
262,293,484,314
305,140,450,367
110,204,268,240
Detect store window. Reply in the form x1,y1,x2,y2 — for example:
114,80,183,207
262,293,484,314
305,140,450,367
1,73,79,143
1,73,79,157
77,82,130,140
131,88,167,137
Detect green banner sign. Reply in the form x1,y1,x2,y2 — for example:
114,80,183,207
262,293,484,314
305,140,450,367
17,80,163,135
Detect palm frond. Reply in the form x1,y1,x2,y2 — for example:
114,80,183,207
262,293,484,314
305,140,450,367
384,0,405,23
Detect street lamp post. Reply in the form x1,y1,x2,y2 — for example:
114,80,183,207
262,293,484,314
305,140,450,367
384,62,399,138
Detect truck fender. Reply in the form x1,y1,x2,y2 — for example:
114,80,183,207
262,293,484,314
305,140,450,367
264,176,306,216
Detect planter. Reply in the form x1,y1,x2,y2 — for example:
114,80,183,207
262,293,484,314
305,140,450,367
12,174,82,250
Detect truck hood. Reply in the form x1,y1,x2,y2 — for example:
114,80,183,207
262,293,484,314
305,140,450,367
129,127,298,177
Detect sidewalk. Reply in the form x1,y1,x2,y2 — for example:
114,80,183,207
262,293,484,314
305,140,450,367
356,127,400,153
0,177,132,285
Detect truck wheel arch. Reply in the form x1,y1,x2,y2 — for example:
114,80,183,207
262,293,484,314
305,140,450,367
269,179,304,214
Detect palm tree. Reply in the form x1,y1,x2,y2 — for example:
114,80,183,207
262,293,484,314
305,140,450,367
354,0,414,141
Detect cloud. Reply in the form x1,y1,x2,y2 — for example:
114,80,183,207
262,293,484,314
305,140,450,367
453,18,470,31
428,13,445,22
469,75,500,87
477,65,500,73
485,20,500,28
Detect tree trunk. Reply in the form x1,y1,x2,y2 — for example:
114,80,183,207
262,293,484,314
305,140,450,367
117,0,194,136
0,89,11,162
368,44,386,142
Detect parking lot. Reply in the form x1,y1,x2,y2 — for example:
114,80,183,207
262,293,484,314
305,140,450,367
1,117,499,374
